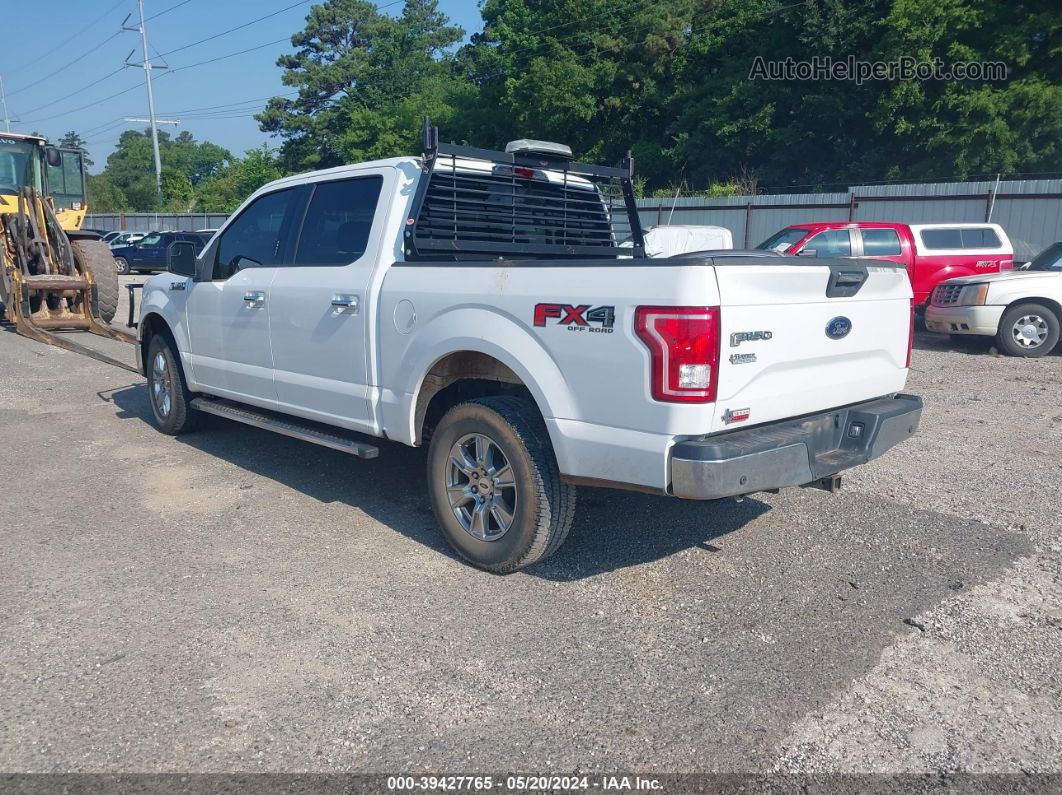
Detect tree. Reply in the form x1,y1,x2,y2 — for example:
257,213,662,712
85,173,128,213
195,145,285,212
101,129,233,211
258,0,465,171
58,131,93,167
668,0,1062,190
455,0,697,184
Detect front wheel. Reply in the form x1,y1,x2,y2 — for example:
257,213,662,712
996,303,1060,357
145,334,198,435
114,257,130,275
427,396,576,573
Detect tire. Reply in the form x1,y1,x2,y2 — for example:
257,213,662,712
426,396,576,573
71,239,119,323
114,257,130,276
995,303,1060,358
145,334,198,435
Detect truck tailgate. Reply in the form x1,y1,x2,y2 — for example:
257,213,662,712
711,260,911,434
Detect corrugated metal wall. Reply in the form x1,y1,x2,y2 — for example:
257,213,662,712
634,180,1062,261
85,180,1061,261
83,213,230,233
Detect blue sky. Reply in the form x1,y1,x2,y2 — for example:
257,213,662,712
1,0,483,172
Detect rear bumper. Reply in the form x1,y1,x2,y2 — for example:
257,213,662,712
669,394,923,500
925,304,1004,336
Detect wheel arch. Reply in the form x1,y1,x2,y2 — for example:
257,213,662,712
413,350,547,446
138,311,177,376
1003,295,1062,320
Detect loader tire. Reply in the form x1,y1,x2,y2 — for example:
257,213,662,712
71,239,119,324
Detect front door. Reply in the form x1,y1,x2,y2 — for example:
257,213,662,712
267,173,386,433
184,187,302,408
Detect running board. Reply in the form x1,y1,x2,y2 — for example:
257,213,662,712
190,398,380,459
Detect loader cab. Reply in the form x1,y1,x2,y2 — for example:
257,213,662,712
0,134,46,203
0,133,87,229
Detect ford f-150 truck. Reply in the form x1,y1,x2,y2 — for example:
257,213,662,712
138,124,923,573
757,221,1014,306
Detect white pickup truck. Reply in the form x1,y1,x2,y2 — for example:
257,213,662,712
138,125,922,573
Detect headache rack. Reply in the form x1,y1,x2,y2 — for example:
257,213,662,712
404,119,645,261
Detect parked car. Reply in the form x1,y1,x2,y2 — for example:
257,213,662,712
925,242,1062,357
107,231,145,249
137,129,921,573
622,225,734,257
756,222,1014,306
112,231,207,275
100,231,123,244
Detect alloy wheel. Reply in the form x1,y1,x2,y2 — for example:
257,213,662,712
445,432,518,541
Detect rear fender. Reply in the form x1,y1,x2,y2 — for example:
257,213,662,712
385,307,575,447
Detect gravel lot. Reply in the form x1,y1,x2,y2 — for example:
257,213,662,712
1,278,1059,775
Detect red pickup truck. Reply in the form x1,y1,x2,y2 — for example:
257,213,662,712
757,222,1014,306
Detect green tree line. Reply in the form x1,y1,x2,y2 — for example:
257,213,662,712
80,0,1061,212
260,0,1060,193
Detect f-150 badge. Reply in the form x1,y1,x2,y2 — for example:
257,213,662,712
730,330,773,347
534,303,615,333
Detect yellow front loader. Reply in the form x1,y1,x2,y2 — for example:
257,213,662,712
0,132,134,370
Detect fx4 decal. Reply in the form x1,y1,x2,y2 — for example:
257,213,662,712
534,303,616,333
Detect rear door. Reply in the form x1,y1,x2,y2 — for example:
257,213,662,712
267,171,388,434
712,258,912,433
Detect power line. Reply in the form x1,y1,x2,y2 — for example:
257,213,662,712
144,0,197,23
4,0,127,80
154,0,314,58
6,28,125,98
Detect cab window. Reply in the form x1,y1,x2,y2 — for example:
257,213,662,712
294,176,383,266
861,228,902,256
214,188,297,280
803,229,852,257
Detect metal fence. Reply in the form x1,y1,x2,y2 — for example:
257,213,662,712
84,213,230,234
634,179,1062,262
86,179,1062,261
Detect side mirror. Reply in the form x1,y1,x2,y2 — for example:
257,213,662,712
167,241,197,277
44,147,63,168
796,248,818,257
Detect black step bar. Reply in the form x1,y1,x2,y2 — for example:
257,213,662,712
190,398,380,459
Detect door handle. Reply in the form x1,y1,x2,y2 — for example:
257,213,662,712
243,291,266,307
331,294,359,314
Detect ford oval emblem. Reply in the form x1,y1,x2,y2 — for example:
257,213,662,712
826,316,852,340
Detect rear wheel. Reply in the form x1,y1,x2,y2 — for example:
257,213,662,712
71,239,119,323
146,334,198,435
114,257,130,276
426,396,576,573
995,303,1060,357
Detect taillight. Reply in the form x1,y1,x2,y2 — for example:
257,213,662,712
634,306,720,403
906,300,915,368
1001,259,1014,271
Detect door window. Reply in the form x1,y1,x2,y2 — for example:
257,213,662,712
861,228,902,256
214,188,296,279
803,229,852,257
294,177,383,266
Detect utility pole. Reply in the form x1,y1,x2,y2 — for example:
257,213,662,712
0,75,12,133
123,1,166,198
